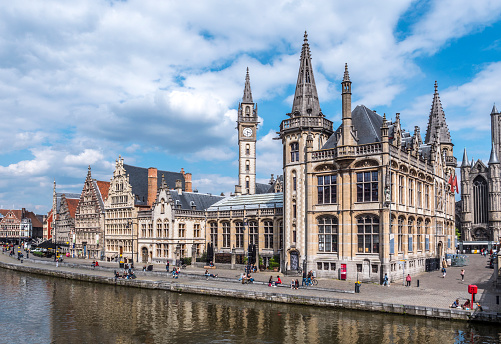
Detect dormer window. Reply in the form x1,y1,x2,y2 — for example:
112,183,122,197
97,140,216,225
290,142,299,162
175,200,181,209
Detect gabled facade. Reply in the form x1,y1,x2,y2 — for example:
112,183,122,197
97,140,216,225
137,176,223,264
56,194,79,249
459,104,501,244
73,166,110,259
279,33,456,282
0,208,43,243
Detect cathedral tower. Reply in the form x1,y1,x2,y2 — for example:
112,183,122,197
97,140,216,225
236,68,258,195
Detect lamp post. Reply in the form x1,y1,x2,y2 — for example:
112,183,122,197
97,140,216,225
127,220,134,268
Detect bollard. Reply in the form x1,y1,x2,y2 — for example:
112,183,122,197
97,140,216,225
473,294,476,302
417,280,420,288
355,282,361,293
497,295,499,305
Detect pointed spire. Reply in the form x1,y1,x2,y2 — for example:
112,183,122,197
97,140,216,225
461,148,470,167
242,67,253,103
424,81,452,145
291,31,321,116
492,103,499,115
343,63,350,82
471,158,474,167
489,142,499,164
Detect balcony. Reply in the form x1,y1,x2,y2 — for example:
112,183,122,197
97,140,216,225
311,143,383,161
445,155,458,167
280,117,333,132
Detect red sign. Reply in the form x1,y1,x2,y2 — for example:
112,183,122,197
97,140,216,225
468,285,477,294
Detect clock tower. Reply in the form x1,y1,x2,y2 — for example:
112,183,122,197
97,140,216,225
236,68,259,195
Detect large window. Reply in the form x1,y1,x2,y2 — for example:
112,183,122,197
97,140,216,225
290,142,299,162
279,221,283,250
318,175,337,204
222,222,230,248
398,176,404,204
357,171,378,202
318,216,338,252
417,182,422,208
249,221,258,246
408,179,414,206
235,222,244,248
357,216,379,253
210,222,218,248
264,221,273,249
417,219,422,251
408,218,414,252
425,185,430,209
398,217,404,252
178,223,186,238
473,176,488,224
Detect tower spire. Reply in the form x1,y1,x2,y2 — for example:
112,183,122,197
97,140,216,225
291,31,321,117
424,81,451,144
491,103,498,114
461,148,470,167
242,67,253,103
489,142,499,164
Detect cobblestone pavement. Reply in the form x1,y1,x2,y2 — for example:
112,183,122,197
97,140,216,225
1,248,499,313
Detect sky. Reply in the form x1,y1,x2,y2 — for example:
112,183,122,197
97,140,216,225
1,0,501,214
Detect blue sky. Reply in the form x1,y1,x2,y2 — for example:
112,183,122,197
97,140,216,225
1,0,501,213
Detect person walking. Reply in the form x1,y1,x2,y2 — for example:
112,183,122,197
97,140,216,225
166,261,169,272
460,269,465,281
442,266,447,278
383,273,389,287
406,274,411,287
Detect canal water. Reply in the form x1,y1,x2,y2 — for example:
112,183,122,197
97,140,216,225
0,268,499,344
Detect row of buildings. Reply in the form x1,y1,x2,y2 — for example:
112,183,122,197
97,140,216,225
40,33,470,282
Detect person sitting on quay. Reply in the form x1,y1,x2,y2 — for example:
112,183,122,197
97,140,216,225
276,276,282,285
450,299,460,308
209,261,214,267
268,276,275,287
462,299,471,310
294,279,299,290
290,280,295,289
204,270,218,279
172,268,179,279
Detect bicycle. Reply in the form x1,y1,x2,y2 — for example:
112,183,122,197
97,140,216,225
310,277,318,286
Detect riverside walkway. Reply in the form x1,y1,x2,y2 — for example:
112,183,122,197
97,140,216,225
1,250,499,323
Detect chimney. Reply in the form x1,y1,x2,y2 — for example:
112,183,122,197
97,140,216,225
184,172,192,192
234,185,242,196
147,167,158,207
175,179,183,195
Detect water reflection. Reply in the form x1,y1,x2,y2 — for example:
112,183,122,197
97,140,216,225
0,268,499,344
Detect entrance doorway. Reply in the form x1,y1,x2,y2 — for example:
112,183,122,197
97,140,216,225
142,247,148,263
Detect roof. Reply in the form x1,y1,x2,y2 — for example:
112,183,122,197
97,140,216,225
322,105,383,149
256,182,272,194
96,181,110,200
66,198,79,219
208,193,283,211
424,82,451,145
56,192,80,212
123,164,184,205
170,191,224,211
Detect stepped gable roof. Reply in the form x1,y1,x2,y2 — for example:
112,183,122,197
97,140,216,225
0,209,22,220
169,191,224,211
123,164,184,205
322,105,383,149
207,193,283,211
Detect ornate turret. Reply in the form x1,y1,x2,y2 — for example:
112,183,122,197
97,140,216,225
291,31,321,117
461,148,469,167
424,81,452,145
340,63,355,146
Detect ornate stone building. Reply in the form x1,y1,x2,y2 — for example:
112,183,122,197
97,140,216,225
72,166,110,259
137,176,223,265
0,208,42,243
103,156,191,264
459,105,501,246
279,33,456,282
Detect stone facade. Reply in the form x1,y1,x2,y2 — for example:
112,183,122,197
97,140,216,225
73,166,109,259
279,33,456,282
459,105,501,246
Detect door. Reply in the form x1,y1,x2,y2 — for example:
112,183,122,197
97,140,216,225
142,247,148,263
290,251,299,271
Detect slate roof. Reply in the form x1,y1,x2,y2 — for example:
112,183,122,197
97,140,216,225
56,193,80,212
322,105,383,149
123,164,184,205
256,183,272,194
207,193,283,211
169,191,224,211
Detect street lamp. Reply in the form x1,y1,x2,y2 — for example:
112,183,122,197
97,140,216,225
127,220,134,268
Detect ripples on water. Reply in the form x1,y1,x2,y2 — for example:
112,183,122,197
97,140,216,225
0,268,499,344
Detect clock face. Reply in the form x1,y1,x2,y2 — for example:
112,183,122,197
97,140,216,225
243,128,253,137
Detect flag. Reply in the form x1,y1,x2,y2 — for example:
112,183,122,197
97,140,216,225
448,174,453,193
453,175,459,194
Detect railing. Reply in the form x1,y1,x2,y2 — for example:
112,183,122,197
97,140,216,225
311,143,382,161
238,115,258,123
280,117,333,131
173,209,205,217
445,155,457,167
206,208,283,219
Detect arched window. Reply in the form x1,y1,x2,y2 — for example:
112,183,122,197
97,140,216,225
164,219,169,238
318,216,338,252
245,160,250,172
473,176,488,224
222,222,230,248
290,142,299,162
264,221,273,249
235,221,244,248
245,106,250,116
279,221,283,249
156,221,162,238
425,219,430,251
357,215,379,253
245,144,250,155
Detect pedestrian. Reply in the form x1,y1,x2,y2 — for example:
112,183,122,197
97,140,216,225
166,261,169,272
406,274,411,287
56,258,59,268
383,273,389,287
442,266,446,278
460,269,465,281
295,279,299,290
